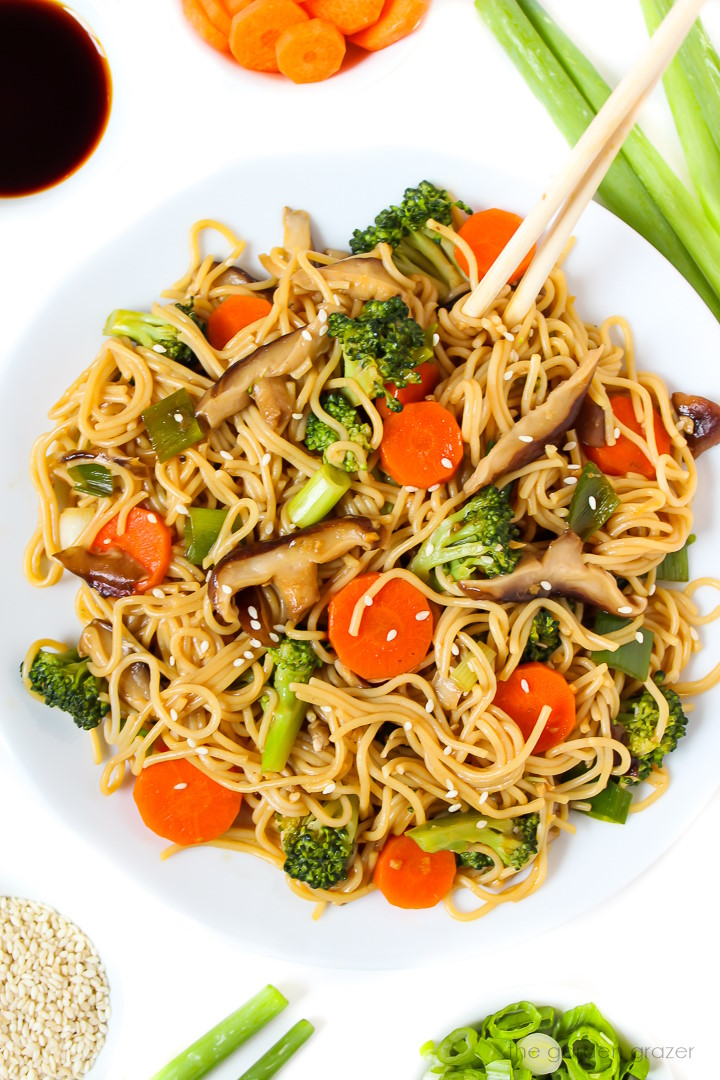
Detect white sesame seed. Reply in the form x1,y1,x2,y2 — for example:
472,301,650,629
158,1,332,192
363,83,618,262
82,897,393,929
446,788,458,799
386,628,398,642
635,631,644,643
563,440,577,451
649,584,656,596
200,640,210,654
404,721,412,731
250,638,262,648
220,449,233,460
518,434,533,443
563,476,578,486
248,605,258,619
443,744,452,755
146,513,157,524
540,580,552,591
451,643,460,656
426,700,434,713
474,819,488,829
404,486,418,493
318,308,328,323
269,632,280,643
441,457,453,469
520,679,530,694
504,332,514,341
174,782,187,790
618,605,633,615
244,650,254,660
197,746,209,756
364,595,373,607
221,584,233,595
322,782,336,794
428,484,440,492
614,427,621,439
416,610,430,621
292,412,303,420
152,588,164,598
103,536,111,544
504,370,513,381
566,463,581,470
479,791,489,804
153,343,167,353
170,709,178,722
173,412,184,423
260,453,271,467
169,656,176,666
589,496,597,510
250,620,262,631
233,658,243,667
301,330,313,342
319,324,329,336
176,505,189,516
433,333,440,346
448,803,462,812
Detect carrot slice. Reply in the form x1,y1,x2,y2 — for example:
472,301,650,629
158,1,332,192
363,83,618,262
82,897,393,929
581,395,672,480
377,360,440,417
379,400,464,488
91,507,172,594
225,0,256,12
303,0,383,35
327,572,433,680
276,18,346,82
454,209,535,283
198,0,233,34
133,756,243,845
206,295,274,349
373,834,456,908
493,662,576,754
229,0,308,72
181,0,231,52
349,0,429,51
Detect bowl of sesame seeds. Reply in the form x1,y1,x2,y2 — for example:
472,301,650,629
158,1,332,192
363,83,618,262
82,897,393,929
0,897,111,1080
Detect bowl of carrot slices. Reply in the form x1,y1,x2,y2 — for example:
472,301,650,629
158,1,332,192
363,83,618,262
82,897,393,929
181,0,430,83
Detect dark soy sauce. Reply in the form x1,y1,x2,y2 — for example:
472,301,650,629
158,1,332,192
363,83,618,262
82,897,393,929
0,1,111,197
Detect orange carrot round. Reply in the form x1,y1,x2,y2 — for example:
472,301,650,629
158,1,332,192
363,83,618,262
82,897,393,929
379,400,464,488
229,0,308,72
133,756,243,845
373,833,456,908
581,395,672,480
91,507,172,594
198,0,233,34
327,572,433,680
225,0,256,12
350,0,429,51
304,0,383,35
276,18,346,83
181,0,231,52
206,294,274,349
493,662,576,754
454,209,535,283
377,360,440,417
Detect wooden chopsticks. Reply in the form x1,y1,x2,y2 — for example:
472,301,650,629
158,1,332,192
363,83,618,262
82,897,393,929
461,0,707,326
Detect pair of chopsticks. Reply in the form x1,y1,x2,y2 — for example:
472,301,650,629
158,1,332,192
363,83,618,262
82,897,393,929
462,0,707,327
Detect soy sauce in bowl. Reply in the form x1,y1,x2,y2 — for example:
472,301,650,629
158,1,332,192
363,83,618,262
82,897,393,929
0,0,112,197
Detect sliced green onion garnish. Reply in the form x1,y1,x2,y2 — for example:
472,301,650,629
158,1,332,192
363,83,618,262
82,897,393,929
518,1032,563,1075
486,1001,543,1040
656,534,695,582
583,780,633,825
486,1062,513,1080
142,388,204,463
287,463,351,527
185,507,228,565
150,984,288,1080
437,1027,479,1067
591,612,654,682
68,462,115,498
237,1019,314,1080
567,462,619,541
451,658,478,692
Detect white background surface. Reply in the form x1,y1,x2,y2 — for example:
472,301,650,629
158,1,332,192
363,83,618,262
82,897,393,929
0,1,718,1077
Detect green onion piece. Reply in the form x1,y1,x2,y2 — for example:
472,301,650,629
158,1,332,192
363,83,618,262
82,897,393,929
185,507,228,565
656,534,695,582
566,463,619,541
582,780,633,825
150,984,288,1080
486,1062,514,1080
590,613,654,682
237,1019,314,1080
67,462,115,498
486,1002,543,1041
479,0,720,318
451,658,478,692
142,388,204,463
565,1024,619,1080
517,1032,563,1075
287,463,351,527
437,1027,480,1067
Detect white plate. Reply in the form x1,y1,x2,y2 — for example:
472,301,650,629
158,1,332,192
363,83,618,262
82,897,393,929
2,149,719,969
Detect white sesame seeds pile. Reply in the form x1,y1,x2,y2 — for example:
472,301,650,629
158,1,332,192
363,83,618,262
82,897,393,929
0,897,110,1080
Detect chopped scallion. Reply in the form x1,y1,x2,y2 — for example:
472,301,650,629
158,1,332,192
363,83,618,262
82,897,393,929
583,780,633,825
67,462,115,498
451,658,478,692
185,507,228,565
656,534,695,582
566,462,619,540
287,463,351,527
237,1019,314,1080
591,612,654,682
142,388,204,463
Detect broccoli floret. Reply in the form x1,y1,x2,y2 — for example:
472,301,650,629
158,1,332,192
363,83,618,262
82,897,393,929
277,797,359,890
261,637,322,774
304,392,372,472
521,609,561,663
455,850,494,872
616,679,689,783
103,300,205,366
409,810,540,872
328,296,432,411
350,181,472,302
410,485,520,585
24,647,109,731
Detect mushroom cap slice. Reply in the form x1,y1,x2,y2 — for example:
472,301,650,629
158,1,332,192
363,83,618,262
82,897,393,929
459,529,646,617
55,546,147,599
196,308,334,429
464,349,602,495
672,391,720,457
251,375,294,433
294,256,407,303
208,517,381,624
78,619,151,713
